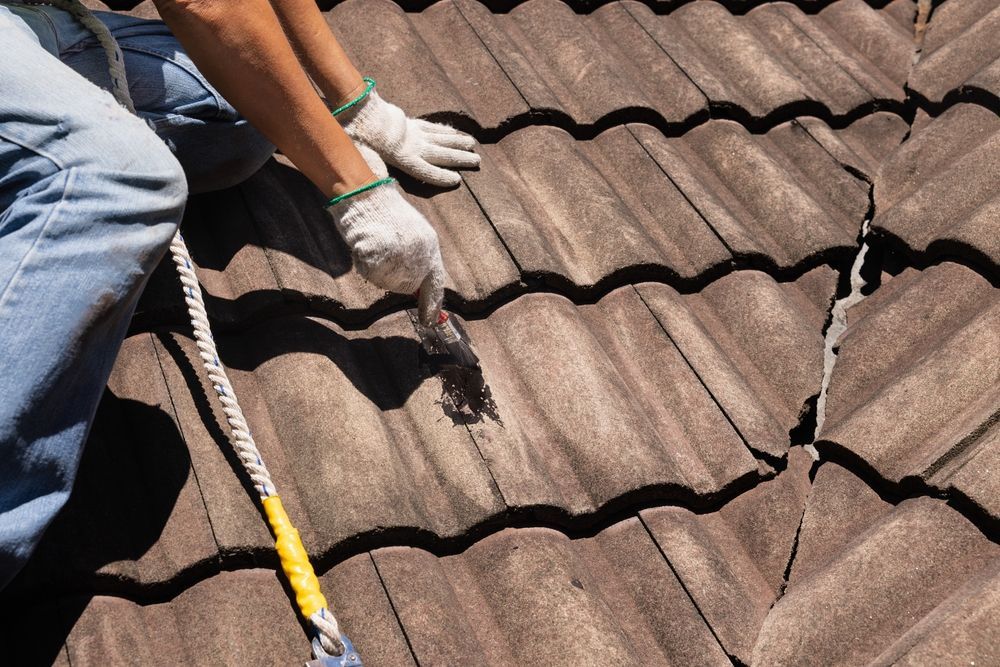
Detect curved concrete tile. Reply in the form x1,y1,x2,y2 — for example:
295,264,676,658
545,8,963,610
18,270,831,589
874,103,1000,272
754,462,1000,666
910,0,1000,105
818,262,1000,520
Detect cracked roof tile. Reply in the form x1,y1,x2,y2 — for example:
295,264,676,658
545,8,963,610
639,447,813,664
818,262,1000,521
10,456,812,666
13,0,999,663
754,460,1000,666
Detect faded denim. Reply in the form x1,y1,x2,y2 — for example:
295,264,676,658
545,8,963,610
0,3,274,589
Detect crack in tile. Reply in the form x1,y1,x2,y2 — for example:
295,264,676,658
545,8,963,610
810,216,873,455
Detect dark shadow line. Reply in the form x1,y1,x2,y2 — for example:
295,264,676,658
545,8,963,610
4,465,771,606
320,0,894,16
431,98,913,145
814,440,1000,542
864,230,1000,288
906,86,1000,118
129,249,858,335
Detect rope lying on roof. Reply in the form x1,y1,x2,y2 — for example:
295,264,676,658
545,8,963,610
35,0,354,660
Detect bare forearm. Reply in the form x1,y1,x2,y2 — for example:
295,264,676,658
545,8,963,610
153,0,372,197
269,0,365,106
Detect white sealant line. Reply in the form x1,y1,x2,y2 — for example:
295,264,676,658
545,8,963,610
808,219,872,460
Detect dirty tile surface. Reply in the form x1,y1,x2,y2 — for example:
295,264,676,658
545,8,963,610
909,0,1000,105
5,0,999,665
818,262,1000,521
873,103,1000,271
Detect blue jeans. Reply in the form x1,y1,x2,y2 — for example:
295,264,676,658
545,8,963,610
0,4,274,590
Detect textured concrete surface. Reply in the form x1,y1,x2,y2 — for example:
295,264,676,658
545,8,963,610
8,0,999,664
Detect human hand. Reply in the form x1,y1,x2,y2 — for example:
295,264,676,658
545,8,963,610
326,166,446,325
336,82,480,188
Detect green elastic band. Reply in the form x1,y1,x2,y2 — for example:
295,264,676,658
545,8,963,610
332,77,376,116
325,177,395,208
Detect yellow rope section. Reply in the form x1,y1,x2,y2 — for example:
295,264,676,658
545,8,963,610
262,496,328,619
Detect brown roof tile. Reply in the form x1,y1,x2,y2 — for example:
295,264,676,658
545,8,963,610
753,461,1000,666
636,268,834,459
19,453,813,666
639,447,813,664
322,0,913,129
18,269,831,591
818,262,1000,521
16,1,1000,664
874,103,1000,271
910,0,1000,104
622,0,910,119
137,118,867,329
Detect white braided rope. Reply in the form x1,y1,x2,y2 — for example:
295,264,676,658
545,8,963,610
169,237,276,497
49,0,345,655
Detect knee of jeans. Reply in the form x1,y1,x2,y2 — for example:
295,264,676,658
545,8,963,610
173,120,275,194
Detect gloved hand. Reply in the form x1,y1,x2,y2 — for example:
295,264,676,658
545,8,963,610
326,146,446,326
336,80,480,188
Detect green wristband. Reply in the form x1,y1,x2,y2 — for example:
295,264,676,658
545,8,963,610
325,177,395,208
332,77,376,116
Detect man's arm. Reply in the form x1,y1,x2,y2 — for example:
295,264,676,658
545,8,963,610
153,0,373,198
266,0,366,107
266,0,481,188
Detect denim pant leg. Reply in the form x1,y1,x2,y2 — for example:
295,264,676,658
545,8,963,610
59,11,275,194
0,7,187,590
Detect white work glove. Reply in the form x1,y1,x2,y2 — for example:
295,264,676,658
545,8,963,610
336,81,480,188
326,146,446,326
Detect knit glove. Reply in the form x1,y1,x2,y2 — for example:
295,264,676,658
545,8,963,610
326,162,446,326
335,79,480,188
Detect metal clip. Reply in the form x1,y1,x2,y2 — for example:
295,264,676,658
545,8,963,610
305,635,363,667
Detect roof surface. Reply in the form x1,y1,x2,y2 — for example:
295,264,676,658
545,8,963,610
3,0,998,665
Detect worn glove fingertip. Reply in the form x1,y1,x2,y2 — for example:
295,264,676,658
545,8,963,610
416,161,463,188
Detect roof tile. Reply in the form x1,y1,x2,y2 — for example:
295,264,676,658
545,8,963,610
22,268,831,589
636,267,834,459
787,461,892,583
819,262,1000,520
327,0,529,129
639,447,813,664
18,451,815,666
471,117,871,278
625,0,909,118
874,103,1000,271
137,118,866,329
371,520,726,666
910,0,1000,104
753,462,1000,666
321,0,914,129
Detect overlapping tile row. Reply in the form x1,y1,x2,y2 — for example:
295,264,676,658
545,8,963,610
754,460,1000,665
816,262,1000,521
873,103,1000,272
909,0,1000,105
134,116,880,329
328,0,902,14
13,270,832,591
7,451,813,667
327,0,913,128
